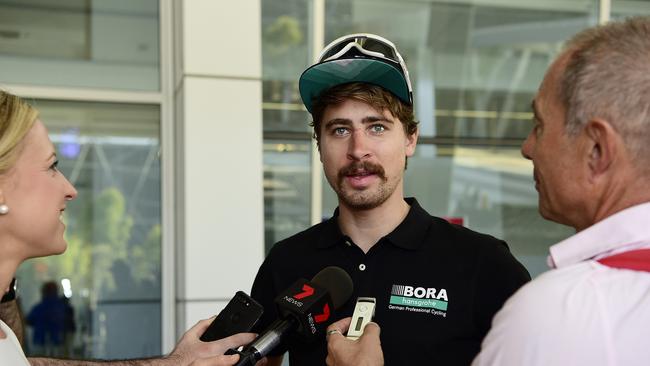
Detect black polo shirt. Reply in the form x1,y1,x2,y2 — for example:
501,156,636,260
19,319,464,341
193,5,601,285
250,198,530,365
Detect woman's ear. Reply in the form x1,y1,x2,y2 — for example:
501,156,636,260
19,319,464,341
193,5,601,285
0,188,8,215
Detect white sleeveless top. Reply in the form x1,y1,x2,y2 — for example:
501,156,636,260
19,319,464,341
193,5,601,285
0,319,30,365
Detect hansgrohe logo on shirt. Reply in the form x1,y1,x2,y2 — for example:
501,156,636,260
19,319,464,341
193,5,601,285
389,284,449,312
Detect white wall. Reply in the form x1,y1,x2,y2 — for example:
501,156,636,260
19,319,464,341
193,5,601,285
173,0,265,336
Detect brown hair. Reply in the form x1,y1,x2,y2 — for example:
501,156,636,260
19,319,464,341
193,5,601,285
309,82,418,144
0,90,39,175
560,17,650,170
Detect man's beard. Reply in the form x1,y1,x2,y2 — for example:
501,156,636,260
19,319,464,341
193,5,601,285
334,161,398,210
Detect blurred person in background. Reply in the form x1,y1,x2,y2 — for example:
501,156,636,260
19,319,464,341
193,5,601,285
27,281,66,357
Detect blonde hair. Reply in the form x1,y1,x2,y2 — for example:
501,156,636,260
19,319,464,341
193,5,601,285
0,90,39,175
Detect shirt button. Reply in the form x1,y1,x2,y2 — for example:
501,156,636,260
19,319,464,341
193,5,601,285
345,241,352,247
359,264,366,271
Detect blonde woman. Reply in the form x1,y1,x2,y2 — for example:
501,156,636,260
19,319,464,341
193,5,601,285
0,90,254,366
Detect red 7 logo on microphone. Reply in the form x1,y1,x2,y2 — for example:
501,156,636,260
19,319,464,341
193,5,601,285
294,284,315,299
314,303,330,323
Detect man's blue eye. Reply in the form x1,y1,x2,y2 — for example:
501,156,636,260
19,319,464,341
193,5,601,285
334,127,348,135
371,125,385,133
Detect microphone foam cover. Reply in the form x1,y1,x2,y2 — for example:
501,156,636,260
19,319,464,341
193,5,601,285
311,266,353,309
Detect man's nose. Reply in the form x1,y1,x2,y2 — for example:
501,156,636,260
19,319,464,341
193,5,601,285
347,129,371,160
521,133,534,161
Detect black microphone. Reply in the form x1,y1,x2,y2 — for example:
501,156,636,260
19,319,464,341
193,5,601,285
230,266,353,366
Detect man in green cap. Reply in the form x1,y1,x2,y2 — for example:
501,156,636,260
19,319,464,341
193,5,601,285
250,33,530,366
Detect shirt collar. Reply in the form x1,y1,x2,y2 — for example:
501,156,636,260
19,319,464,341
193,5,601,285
385,198,432,250
316,197,431,250
549,201,650,268
316,213,345,249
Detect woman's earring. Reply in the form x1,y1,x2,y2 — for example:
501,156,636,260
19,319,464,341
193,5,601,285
0,204,9,215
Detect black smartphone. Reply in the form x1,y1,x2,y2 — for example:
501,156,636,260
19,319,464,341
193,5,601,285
200,291,264,342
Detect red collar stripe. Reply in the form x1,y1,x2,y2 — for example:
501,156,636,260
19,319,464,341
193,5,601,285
597,249,650,272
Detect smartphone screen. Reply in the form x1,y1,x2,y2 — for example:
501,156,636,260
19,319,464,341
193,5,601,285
200,291,264,342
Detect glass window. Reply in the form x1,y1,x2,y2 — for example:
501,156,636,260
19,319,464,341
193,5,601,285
612,0,650,19
404,147,574,277
262,0,311,134
17,100,162,359
264,140,312,251
325,0,600,139
262,0,313,252
0,0,160,91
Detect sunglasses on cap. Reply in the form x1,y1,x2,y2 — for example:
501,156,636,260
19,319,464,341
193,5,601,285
299,33,413,113
318,33,413,103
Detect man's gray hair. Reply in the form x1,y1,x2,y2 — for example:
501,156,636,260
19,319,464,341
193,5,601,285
560,17,650,171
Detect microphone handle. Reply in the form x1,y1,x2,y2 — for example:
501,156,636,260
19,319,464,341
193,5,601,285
227,350,258,366
232,317,297,366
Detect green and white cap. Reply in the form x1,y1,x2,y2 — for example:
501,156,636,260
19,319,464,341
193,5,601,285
299,33,413,113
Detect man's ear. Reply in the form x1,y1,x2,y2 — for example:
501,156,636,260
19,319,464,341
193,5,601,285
583,119,618,178
405,127,419,157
